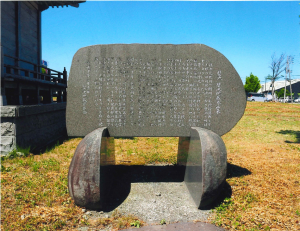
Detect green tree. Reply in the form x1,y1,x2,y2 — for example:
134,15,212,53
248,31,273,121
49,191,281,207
244,73,261,93
276,88,290,98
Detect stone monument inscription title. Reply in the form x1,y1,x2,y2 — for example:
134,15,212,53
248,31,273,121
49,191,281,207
67,44,246,137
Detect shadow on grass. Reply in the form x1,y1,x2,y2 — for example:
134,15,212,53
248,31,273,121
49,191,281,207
201,163,252,210
199,181,232,210
277,130,300,143
227,163,252,178
31,134,69,155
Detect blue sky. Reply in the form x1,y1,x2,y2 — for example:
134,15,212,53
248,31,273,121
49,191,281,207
42,1,300,84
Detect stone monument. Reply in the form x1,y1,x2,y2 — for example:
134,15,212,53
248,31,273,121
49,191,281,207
67,44,246,209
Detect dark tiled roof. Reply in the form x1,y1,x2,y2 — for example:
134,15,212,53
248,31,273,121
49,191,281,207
36,1,86,11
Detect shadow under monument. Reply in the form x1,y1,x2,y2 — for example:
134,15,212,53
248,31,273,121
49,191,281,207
277,130,300,143
102,164,241,212
227,163,251,178
99,137,252,212
102,165,186,212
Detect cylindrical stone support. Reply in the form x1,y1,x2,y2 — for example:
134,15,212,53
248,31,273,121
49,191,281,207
68,127,115,210
184,127,227,209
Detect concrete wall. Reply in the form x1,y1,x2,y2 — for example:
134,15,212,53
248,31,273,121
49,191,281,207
1,103,66,155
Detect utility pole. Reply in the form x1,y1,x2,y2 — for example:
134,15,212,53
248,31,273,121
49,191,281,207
289,69,293,103
284,58,287,103
290,57,295,102
284,56,293,103
288,56,293,102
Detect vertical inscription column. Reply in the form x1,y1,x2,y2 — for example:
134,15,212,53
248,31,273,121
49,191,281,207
202,61,213,128
82,62,90,115
216,71,222,114
137,59,146,127
105,58,114,127
128,58,135,126
169,58,185,127
94,57,104,127
158,59,167,127
113,58,126,127
187,59,202,127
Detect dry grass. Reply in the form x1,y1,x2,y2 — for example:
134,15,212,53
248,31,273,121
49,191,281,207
1,138,143,231
1,102,299,230
114,137,178,165
212,102,300,230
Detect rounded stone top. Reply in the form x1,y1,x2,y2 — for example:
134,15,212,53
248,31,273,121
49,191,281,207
67,44,246,137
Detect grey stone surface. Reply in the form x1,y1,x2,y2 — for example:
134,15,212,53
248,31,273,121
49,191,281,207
0,136,16,155
75,163,229,229
68,127,115,210
16,121,66,150
67,44,246,138
15,110,65,135
1,103,66,118
0,103,67,155
16,103,66,117
1,106,16,117
184,128,227,209
115,182,211,224
125,221,226,230
1,122,15,136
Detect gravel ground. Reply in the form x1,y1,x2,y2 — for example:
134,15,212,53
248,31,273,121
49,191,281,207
78,165,216,230
114,182,211,224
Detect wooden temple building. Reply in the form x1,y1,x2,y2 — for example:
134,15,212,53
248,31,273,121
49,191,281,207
1,1,85,105
1,1,85,155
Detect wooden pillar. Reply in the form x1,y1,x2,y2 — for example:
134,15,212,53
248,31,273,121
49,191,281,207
1,87,7,106
63,67,67,84
63,90,66,102
57,90,63,102
36,85,41,104
58,73,61,83
1,46,7,105
50,88,53,103
18,82,23,105
34,64,37,79
48,69,51,81
37,10,42,71
1,46,4,77
15,1,21,75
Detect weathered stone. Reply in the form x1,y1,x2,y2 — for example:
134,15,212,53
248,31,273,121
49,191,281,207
0,103,67,155
67,44,246,137
1,106,16,117
66,44,246,210
184,127,227,209
68,127,115,210
0,136,16,155
1,122,15,136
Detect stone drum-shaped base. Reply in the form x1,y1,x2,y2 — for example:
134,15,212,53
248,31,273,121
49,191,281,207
68,127,115,210
184,127,227,209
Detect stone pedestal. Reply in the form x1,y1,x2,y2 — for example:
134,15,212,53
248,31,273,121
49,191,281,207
66,44,246,210
68,128,115,210
0,103,67,155
184,127,227,209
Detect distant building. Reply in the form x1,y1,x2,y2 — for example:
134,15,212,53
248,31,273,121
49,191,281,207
1,1,85,106
258,79,300,99
1,1,85,155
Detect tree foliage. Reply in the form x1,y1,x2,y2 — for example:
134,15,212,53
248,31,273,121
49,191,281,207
276,88,290,98
244,73,261,93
